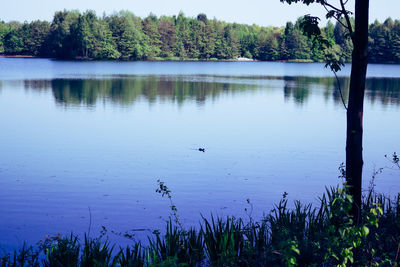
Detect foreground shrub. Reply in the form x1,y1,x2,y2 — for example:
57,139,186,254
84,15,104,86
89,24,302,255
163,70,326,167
1,186,400,266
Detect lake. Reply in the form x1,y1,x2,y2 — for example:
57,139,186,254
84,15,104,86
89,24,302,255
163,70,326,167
0,58,399,252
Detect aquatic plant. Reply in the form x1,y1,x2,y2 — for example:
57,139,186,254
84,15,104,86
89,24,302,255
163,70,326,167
1,186,400,266
43,234,80,267
119,243,144,267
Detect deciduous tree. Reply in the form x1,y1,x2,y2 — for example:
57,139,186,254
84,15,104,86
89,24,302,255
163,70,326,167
280,0,370,222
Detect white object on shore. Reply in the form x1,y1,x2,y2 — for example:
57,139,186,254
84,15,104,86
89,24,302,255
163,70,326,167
236,57,254,61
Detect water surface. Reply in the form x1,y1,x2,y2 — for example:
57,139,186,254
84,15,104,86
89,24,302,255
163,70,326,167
0,58,399,252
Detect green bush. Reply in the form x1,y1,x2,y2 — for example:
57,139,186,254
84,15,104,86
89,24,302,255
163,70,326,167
1,186,399,266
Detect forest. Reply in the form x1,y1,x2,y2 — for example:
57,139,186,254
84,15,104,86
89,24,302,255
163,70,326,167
0,10,399,63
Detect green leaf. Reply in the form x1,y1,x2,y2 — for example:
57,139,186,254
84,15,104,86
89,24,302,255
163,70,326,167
361,226,370,237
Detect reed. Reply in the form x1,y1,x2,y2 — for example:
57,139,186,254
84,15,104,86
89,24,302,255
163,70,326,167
1,187,399,266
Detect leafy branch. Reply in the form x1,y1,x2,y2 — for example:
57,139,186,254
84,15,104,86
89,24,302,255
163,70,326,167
156,180,183,229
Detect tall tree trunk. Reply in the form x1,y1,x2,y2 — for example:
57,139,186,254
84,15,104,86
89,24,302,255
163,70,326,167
346,0,369,222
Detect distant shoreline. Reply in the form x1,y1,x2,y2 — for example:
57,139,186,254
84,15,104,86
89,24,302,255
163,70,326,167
0,55,320,63
0,54,257,61
0,54,36,58
2,55,399,65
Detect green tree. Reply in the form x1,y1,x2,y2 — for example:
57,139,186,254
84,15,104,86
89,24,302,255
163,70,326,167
26,20,50,56
77,11,120,59
280,0,370,222
324,21,335,45
258,31,279,61
3,28,24,54
77,10,97,58
95,18,121,59
334,19,353,62
0,21,12,53
214,21,229,59
107,11,149,60
174,12,189,58
224,24,240,58
392,20,400,63
369,19,394,63
284,21,311,60
142,13,162,58
192,14,216,59
237,25,259,58
158,17,177,57
47,10,80,58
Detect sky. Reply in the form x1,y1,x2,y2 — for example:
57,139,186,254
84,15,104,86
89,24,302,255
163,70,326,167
0,0,399,27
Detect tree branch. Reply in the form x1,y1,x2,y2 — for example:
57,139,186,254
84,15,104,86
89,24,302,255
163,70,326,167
322,1,342,13
340,0,354,40
320,1,352,35
334,14,351,30
333,71,348,110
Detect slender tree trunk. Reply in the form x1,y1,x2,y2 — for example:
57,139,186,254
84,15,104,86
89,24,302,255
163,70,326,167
346,0,369,222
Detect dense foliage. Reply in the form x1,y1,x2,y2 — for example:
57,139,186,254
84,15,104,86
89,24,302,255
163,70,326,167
0,10,399,63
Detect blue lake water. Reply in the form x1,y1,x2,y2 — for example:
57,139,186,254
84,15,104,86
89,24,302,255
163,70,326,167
0,58,399,251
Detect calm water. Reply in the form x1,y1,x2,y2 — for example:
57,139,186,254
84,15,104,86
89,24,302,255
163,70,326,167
0,58,399,251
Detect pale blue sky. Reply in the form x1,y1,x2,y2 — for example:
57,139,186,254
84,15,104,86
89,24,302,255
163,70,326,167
1,0,398,27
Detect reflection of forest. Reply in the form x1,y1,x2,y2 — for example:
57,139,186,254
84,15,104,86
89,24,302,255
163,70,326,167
22,76,400,107
23,77,256,106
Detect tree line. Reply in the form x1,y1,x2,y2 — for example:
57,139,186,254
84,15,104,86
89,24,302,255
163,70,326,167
0,10,399,63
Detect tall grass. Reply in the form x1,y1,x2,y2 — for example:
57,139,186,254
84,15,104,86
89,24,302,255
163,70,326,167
1,187,400,266
43,234,80,267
